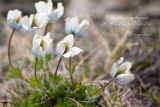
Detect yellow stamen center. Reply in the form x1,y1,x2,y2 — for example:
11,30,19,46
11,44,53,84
40,39,45,50
31,16,37,27
15,16,22,23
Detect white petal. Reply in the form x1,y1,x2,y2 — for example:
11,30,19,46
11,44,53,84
110,63,119,77
31,28,39,34
63,51,72,58
33,32,41,39
63,34,74,48
43,32,52,53
56,34,74,56
27,14,39,33
65,16,79,35
35,13,49,29
65,17,72,34
49,3,64,21
7,9,22,21
63,47,83,58
32,33,41,46
119,61,132,73
117,57,124,64
32,38,45,57
70,47,83,57
77,20,89,34
56,40,66,56
7,9,22,30
20,16,32,32
35,0,52,14
116,73,135,85
7,20,21,31
70,16,79,32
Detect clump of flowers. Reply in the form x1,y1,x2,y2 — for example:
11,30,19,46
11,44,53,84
4,0,135,106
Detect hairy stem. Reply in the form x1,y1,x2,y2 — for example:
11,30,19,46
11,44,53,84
69,57,74,86
8,30,15,68
54,55,63,76
54,48,67,76
93,78,115,95
34,57,38,82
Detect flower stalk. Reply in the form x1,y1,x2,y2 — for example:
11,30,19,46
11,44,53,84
34,57,38,82
93,78,115,95
8,30,15,68
69,57,74,86
54,48,67,76
100,78,115,92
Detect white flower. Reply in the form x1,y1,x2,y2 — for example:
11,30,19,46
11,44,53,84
111,57,135,85
65,16,89,36
56,34,83,58
32,32,52,57
7,9,22,31
20,13,49,33
35,0,64,22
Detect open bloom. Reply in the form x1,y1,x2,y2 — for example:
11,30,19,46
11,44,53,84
20,13,49,33
7,9,23,31
111,57,135,85
56,34,83,58
35,0,64,22
32,32,52,57
65,16,89,36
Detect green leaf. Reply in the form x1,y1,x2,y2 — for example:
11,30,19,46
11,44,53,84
6,67,22,79
29,75,41,88
71,64,76,74
86,85,99,96
65,63,76,74
31,54,53,72
45,53,53,63
32,58,43,71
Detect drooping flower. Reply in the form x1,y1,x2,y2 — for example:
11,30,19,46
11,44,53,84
65,16,89,36
32,32,52,57
20,13,49,33
111,57,135,85
35,0,64,22
7,9,23,31
56,34,83,58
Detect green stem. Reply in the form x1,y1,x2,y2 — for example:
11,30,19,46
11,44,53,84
54,55,63,76
54,48,68,76
34,57,38,82
93,78,115,95
69,57,74,86
8,30,15,68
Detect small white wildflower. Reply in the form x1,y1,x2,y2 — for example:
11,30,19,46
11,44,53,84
32,32,52,57
7,9,23,31
111,57,135,85
20,13,49,33
56,34,83,58
35,0,64,22
65,16,89,36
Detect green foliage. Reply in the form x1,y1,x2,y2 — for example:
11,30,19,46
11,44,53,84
6,66,22,79
5,53,100,107
33,58,43,70
29,75,42,88
9,71,99,107
32,54,53,71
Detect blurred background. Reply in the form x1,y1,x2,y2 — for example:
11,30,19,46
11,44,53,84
0,0,160,106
